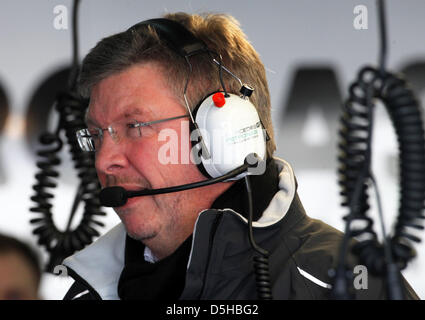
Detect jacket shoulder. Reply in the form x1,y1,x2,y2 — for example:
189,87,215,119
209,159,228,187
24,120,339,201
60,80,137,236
282,216,342,299
283,215,419,299
288,214,345,273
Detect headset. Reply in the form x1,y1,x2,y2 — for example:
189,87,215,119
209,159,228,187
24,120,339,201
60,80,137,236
97,18,273,299
137,18,267,180
99,18,269,205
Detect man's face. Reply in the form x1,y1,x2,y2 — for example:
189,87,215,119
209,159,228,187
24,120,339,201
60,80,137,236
0,252,39,300
87,63,212,248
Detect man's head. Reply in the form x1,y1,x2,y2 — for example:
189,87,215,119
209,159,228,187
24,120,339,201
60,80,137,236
79,13,275,258
79,13,275,157
0,234,41,300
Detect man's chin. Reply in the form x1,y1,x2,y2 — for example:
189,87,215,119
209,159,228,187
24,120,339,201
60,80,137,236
118,212,157,241
126,230,157,242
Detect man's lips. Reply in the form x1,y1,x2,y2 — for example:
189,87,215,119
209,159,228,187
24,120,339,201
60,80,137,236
108,185,148,191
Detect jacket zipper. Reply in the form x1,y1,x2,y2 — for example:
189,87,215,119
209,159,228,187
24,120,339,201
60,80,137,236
197,211,223,299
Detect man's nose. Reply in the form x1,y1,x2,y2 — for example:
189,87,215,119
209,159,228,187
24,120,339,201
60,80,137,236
95,133,128,174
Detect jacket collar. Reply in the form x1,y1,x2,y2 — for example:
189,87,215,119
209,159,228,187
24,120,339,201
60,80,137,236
252,157,296,227
62,157,296,299
63,223,126,299
204,157,296,228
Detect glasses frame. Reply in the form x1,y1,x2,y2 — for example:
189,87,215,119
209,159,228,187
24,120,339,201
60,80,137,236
76,114,190,152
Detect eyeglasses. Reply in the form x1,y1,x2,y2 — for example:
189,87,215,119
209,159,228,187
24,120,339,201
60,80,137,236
76,114,190,152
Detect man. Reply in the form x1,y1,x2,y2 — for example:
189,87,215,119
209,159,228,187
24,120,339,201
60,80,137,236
63,13,419,300
0,233,41,300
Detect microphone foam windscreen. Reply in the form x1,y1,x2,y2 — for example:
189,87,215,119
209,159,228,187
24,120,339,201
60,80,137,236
99,186,127,207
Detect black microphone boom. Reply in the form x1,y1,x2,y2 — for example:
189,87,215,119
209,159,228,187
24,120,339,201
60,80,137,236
100,161,253,207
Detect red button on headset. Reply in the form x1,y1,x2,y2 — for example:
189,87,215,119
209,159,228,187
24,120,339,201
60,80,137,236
212,92,226,107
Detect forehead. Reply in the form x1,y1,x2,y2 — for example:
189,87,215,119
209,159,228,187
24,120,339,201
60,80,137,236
86,63,180,124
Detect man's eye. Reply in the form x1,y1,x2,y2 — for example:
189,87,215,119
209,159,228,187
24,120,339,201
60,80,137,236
127,123,138,129
127,124,142,138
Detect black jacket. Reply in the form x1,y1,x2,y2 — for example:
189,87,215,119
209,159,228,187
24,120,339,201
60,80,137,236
63,158,419,300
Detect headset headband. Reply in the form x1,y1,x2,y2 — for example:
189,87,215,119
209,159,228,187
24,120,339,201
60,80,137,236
128,18,209,58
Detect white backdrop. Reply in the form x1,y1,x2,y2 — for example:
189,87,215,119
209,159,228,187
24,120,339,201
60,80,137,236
0,0,424,299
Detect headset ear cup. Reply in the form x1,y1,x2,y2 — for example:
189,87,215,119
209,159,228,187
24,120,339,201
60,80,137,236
191,92,267,180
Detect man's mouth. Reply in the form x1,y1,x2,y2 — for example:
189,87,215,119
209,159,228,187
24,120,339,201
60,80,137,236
110,184,150,192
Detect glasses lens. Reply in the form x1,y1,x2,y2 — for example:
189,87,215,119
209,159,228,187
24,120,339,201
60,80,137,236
75,116,187,152
76,129,96,152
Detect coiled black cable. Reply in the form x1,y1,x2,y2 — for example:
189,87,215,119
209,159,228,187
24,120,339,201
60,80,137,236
29,0,106,272
331,0,425,300
245,175,273,300
30,93,105,271
338,65,425,277
252,255,272,299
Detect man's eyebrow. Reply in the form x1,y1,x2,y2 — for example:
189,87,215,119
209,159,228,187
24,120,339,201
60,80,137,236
84,107,151,126
123,108,151,118
123,108,143,118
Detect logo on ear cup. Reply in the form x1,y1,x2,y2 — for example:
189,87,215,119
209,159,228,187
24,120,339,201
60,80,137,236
225,121,261,145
